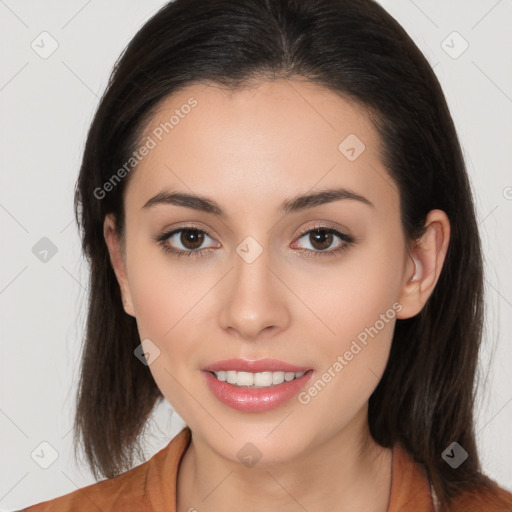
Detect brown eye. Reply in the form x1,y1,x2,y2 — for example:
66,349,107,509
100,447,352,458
292,226,354,256
155,226,219,258
179,229,206,250
307,229,336,251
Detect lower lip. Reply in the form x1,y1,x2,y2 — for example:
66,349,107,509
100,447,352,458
202,370,314,412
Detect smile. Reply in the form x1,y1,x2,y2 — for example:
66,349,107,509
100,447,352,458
211,370,306,388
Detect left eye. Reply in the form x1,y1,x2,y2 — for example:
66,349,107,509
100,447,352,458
292,226,354,255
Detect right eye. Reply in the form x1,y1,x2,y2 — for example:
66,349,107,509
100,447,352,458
155,226,220,258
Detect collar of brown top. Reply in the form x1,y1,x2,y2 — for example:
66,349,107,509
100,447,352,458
147,428,437,512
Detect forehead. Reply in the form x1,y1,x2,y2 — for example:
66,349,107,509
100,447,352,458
125,79,397,216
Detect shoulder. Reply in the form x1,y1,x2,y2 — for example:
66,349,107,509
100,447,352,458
391,443,512,512
20,426,192,512
447,479,512,512
20,465,147,512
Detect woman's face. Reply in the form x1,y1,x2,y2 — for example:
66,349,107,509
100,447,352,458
106,78,430,464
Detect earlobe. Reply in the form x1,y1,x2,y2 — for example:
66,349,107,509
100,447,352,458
396,209,450,319
103,214,135,317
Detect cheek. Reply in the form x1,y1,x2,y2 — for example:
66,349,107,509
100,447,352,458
293,243,403,347
288,234,404,400
293,261,400,430
125,244,205,413
125,238,205,340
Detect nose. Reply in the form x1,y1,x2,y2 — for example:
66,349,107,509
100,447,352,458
218,245,291,341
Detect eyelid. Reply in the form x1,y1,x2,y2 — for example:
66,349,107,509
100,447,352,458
158,221,352,240
295,222,352,238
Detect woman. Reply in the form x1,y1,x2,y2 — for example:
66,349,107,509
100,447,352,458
22,0,512,511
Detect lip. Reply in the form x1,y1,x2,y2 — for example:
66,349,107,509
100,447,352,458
202,358,312,373
202,364,314,413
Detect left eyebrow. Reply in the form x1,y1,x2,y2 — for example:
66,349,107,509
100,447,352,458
141,187,374,216
281,187,374,214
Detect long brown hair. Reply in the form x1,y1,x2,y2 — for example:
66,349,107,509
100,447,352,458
73,0,498,507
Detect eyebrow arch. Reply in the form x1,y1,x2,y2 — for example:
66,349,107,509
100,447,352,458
142,187,374,215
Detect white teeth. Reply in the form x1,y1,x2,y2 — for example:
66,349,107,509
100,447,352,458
237,371,254,386
272,371,285,385
212,370,307,388
216,370,227,381
254,372,273,387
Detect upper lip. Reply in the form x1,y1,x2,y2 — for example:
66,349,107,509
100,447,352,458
202,358,312,373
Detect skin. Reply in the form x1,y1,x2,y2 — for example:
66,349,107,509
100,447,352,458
104,78,450,512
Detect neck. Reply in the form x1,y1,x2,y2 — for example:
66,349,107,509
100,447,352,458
176,406,392,512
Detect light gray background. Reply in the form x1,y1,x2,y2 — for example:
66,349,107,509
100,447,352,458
1,0,511,509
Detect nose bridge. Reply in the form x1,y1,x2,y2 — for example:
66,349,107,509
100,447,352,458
218,234,289,339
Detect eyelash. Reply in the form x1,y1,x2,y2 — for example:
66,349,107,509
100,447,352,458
154,223,355,259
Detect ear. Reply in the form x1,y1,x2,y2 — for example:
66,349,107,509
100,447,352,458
396,209,450,319
103,213,135,317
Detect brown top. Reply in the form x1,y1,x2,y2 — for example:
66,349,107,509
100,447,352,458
22,426,512,512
